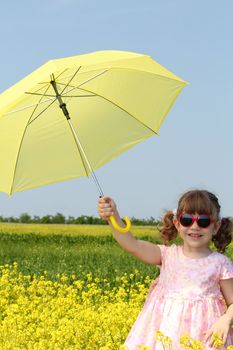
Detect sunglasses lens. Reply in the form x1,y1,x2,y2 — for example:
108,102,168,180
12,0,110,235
197,215,211,228
179,214,193,227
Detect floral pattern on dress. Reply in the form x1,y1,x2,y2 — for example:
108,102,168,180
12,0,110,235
124,244,233,350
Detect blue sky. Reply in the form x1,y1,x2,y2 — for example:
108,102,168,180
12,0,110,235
0,1,232,219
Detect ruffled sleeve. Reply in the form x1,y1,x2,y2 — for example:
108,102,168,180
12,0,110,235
220,255,233,280
157,244,170,265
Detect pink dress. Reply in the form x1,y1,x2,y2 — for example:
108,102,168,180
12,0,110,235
125,244,233,349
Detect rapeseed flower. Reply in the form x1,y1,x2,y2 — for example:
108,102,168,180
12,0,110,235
0,263,232,349
0,263,148,349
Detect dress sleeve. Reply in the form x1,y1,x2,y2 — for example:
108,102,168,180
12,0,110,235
157,244,169,265
220,255,233,280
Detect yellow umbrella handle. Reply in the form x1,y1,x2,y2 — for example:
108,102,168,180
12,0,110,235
109,215,131,233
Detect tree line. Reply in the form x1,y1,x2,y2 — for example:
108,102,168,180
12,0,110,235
0,213,160,226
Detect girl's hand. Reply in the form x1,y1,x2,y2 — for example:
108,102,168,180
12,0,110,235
98,196,117,220
204,314,232,347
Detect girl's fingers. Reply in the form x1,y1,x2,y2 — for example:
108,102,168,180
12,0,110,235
98,197,113,210
98,196,111,204
204,330,215,347
98,196,116,219
99,207,112,215
222,332,227,345
204,330,211,343
98,203,114,219
99,204,112,212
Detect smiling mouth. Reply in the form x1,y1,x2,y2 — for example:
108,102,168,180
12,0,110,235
187,233,203,238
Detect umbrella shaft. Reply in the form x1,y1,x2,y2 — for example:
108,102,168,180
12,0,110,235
50,79,104,197
67,119,104,197
50,80,70,120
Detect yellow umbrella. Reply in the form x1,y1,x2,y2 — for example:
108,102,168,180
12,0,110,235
0,50,188,232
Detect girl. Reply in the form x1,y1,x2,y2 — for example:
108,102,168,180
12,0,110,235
98,189,233,349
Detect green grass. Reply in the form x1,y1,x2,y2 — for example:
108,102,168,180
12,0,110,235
0,223,232,284
0,223,161,282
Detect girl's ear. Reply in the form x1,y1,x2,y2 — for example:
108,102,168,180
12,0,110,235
173,216,180,231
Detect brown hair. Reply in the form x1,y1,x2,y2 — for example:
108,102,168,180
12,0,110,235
159,189,233,252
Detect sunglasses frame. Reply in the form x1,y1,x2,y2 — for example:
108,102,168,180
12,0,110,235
178,213,214,228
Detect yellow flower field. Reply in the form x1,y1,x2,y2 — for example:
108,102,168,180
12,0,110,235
0,224,232,349
0,222,158,238
0,263,231,350
0,263,150,350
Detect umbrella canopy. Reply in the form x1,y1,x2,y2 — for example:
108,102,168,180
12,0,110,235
0,50,187,196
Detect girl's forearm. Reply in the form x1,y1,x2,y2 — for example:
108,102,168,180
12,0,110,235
224,303,233,325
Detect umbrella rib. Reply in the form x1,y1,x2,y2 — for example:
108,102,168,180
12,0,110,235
10,126,30,195
26,84,51,95
48,69,108,98
51,82,75,87
63,94,96,98
78,86,159,135
50,68,69,82
31,69,68,87
24,68,68,96
25,92,96,98
76,69,109,88
24,69,104,112
28,69,108,100
59,66,82,95
50,82,96,94
62,86,95,96
10,97,58,193
25,92,57,98
27,98,57,125
54,69,109,92
3,98,55,116
27,84,52,125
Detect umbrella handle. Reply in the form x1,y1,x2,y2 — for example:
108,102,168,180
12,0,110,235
109,215,131,233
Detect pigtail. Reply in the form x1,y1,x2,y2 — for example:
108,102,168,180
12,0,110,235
159,211,178,243
212,217,233,253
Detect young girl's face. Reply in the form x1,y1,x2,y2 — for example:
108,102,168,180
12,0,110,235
174,213,221,250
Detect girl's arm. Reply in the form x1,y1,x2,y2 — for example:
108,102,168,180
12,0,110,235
204,278,233,346
221,278,233,324
98,196,162,265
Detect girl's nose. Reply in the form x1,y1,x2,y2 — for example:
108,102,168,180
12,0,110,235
190,219,200,230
